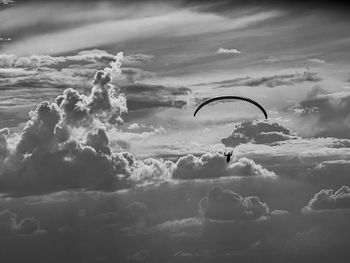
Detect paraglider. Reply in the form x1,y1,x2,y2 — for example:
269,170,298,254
224,150,233,163
193,95,268,119
193,95,268,163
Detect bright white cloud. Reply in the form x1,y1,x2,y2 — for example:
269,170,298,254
216,48,241,54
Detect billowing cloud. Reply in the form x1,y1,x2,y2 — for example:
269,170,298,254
303,185,350,211
172,152,275,179
216,48,241,54
0,209,43,235
199,187,270,220
133,158,175,183
221,120,298,147
0,53,137,195
17,217,41,235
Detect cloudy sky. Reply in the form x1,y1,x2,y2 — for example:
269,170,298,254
1,0,350,262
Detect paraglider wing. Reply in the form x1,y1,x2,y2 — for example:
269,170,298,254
193,96,268,119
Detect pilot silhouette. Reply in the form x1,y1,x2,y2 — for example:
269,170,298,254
224,150,233,163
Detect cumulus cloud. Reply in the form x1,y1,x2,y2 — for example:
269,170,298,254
199,187,270,221
216,48,241,54
0,53,137,195
0,209,42,235
221,120,298,147
17,217,41,235
172,152,275,179
303,185,350,211
133,158,175,183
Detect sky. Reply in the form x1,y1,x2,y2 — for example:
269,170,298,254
1,0,350,262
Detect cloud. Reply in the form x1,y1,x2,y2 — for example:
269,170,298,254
264,54,295,63
294,87,350,139
128,249,150,261
216,48,241,54
122,53,154,67
0,0,15,6
0,37,11,41
303,185,350,211
172,152,276,179
17,217,41,235
307,58,326,64
199,187,270,220
121,67,155,83
197,71,322,88
0,53,139,195
2,7,280,55
221,120,298,147
133,158,175,183
0,49,190,128
119,83,191,111
151,217,203,234
0,51,195,196
0,209,43,236
0,209,17,235
0,49,117,70
0,128,10,160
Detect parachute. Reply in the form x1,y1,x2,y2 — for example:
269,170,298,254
193,96,268,119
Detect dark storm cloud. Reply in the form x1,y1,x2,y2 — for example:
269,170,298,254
221,120,298,147
304,185,350,211
295,87,350,139
199,187,270,221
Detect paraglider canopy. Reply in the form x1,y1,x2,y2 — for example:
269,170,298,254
193,96,268,119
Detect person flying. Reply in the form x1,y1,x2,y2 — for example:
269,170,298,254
224,150,233,163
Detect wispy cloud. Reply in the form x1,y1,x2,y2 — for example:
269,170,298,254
1,6,280,55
